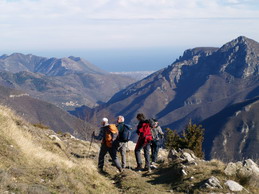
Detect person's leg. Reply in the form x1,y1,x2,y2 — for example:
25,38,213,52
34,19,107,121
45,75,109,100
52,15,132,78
117,143,123,165
121,143,127,168
150,141,155,163
143,143,151,170
153,141,159,163
98,144,108,170
134,145,143,168
109,146,122,171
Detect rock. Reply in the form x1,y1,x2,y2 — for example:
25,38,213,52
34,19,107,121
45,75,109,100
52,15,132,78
49,135,61,141
225,180,243,192
238,165,253,178
243,159,259,175
225,159,259,187
190,153,197,159
157,148,168,161
181,169,187,176
168,149,179,161
224,162,238,176
200,176,223,189
182,152,195,163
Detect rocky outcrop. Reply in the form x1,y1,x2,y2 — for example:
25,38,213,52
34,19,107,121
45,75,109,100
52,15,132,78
225,180,244,192
168,149,199,165
166,148,259,193
202,97,259,161
224,159,259,188
200,176,223,189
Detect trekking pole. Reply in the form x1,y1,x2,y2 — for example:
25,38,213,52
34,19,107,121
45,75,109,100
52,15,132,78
88,132,94,157
127,142,131,169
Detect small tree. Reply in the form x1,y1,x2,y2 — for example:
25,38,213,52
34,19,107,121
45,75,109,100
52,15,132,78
165,120,205,158
181,120,204,158
165,128,180,150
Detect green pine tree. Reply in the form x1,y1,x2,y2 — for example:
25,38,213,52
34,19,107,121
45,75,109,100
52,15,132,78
165,120,205,158
181,120,204,158
165,128,180,150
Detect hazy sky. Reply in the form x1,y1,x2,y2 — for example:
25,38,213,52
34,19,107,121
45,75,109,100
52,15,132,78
1,0,259,71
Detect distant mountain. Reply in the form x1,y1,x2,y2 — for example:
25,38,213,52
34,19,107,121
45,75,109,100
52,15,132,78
73,36,259,131
110,71,155,80
202,96,259,161
0,53,135,109
0,53,106,76
0,85,95,139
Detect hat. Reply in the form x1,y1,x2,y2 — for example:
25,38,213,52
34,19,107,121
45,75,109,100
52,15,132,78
152,118,157,122
102,118,108,123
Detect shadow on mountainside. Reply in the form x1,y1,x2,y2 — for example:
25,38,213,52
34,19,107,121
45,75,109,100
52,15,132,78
202,96,259,160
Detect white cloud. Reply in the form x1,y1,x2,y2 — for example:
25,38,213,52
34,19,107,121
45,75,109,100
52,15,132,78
1,0,258,19
0,0,259,50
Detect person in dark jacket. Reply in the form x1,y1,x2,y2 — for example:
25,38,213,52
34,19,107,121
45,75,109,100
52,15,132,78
134,113,152,171
93,117,122,173
116,115,128,168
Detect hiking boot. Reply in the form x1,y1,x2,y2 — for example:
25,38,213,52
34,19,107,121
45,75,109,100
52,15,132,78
98,168,108,175
143,168,151,172
150,162,158,169
134,165,143,171
118,168,123,173
98,168,104,173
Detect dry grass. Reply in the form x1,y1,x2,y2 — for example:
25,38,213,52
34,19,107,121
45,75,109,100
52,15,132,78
1,105,259,193
0,105,118,194
32,123,50,129
0,107,74,168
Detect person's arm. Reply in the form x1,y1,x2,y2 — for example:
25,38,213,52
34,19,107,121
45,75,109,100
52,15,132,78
136,122,142,135
111,131,118,141
158,126,164,135
93,127,105,141
157,126,164,138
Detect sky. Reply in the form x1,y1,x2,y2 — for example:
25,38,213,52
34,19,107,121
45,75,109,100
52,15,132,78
0,0,259,71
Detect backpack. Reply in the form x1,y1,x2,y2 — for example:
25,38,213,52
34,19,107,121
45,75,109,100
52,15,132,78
149,118,156,128
119,124,132,142
151,127,163,141
138,122,153,144
104,124,118,148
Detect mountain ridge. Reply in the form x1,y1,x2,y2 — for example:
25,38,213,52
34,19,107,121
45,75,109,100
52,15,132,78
71,36,259,162
0,53,135,108
0,85,95,140
0,53,106,76
76,37,258,126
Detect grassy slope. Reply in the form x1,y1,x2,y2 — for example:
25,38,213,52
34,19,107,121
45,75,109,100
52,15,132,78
0,105,117,194
1,105,258,193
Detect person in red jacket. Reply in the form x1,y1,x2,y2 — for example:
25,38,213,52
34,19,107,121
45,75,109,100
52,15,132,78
134,113,153,171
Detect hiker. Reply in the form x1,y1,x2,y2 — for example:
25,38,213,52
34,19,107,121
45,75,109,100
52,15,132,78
134,113,153,171
116,115,132,169
93,117,123,173
150,119,164,166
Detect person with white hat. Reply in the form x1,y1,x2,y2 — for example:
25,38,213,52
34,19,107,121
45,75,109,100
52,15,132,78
93,117,123,173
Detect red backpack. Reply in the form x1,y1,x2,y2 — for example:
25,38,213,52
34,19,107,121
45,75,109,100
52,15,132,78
138,122,153,144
